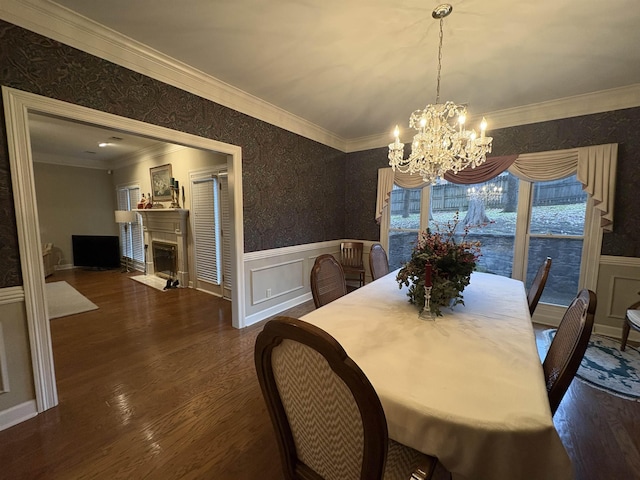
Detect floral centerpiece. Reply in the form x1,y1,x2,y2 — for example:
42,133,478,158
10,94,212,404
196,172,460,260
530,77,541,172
396,214,481,316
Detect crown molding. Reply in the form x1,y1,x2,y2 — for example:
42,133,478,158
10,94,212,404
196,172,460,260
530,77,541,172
346,83,640,152
483,84,640,131
3,1,640,155
111,144,187,170
31,151,110,169
0,0,347,152
31,142,187,170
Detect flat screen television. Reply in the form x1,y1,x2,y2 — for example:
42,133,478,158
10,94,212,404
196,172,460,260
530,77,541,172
72,235,120,269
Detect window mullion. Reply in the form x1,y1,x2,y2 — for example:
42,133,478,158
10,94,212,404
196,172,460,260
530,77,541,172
419,185,431,231
512,180,533,281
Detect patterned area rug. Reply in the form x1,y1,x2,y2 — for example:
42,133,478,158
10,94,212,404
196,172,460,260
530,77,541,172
542,329,640,401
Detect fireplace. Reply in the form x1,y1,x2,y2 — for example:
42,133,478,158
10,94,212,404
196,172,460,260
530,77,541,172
136,208,189,287
152,241,177,279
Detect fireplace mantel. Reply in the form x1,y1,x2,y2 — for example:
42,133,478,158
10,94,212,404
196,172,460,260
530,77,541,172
135,209,189,286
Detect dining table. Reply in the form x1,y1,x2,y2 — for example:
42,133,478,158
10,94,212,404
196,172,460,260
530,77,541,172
300,270,573,480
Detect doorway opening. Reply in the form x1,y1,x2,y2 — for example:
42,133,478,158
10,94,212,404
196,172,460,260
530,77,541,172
3,86,246,415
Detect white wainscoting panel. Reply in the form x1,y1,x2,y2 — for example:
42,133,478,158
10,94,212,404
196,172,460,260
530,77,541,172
594,255,640,341
251,259,305,305
243,239,377,326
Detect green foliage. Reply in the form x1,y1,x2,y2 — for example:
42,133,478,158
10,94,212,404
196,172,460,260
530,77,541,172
396,213,481,316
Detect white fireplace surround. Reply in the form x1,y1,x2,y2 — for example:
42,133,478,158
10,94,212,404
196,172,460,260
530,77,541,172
135,209,189,287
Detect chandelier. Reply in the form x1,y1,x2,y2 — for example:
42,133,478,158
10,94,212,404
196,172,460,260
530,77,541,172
467,184,503,203
388,4,493,184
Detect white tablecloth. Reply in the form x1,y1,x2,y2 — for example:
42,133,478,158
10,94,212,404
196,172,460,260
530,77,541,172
301,271,572,480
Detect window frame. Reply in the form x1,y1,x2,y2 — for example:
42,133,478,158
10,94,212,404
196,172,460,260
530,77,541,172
116,183,144,270
381,184,430,256
382,178,601,323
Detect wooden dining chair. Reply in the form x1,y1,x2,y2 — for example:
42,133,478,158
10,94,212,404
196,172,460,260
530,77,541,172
254,316,439,480
340,242,366,288
310,254,347,308
527,257,552,316
542,288,596,415
369,243,389,281
621,292,640,351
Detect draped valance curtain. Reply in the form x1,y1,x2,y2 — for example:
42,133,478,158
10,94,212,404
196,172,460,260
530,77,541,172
375,143,618,232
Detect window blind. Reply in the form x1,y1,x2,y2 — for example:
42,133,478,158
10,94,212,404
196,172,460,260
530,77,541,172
192,178,221,284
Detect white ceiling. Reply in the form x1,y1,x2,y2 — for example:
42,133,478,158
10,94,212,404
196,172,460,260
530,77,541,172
6,0,640,163
28,113,169,168
46,0,640,141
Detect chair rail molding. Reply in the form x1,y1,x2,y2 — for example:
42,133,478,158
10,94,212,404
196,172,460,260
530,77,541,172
0,287,25,306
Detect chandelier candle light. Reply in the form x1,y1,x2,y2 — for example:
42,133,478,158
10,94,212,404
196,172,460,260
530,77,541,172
388,4,493,184
467,184,503,202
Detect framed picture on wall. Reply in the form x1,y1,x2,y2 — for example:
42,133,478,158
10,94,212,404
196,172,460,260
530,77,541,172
150,164,172,201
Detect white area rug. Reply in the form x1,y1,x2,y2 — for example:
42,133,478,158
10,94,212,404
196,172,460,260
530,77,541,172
46,281,98,319
131,275,169,292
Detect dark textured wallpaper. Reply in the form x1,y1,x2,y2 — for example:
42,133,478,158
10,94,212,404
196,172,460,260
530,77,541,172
345,108,640,258
0,20,345,287
1,19,639,290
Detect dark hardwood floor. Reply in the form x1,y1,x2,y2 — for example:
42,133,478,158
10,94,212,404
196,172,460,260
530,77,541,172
0,269,638,479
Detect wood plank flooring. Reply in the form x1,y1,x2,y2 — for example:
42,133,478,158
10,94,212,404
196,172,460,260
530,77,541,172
0,269,638,479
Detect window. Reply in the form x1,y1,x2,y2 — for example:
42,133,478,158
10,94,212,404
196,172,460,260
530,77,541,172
429,173,518,278
388,185,428,270
518,175,588,307
116,185,144,269
426,174,588,308
382,175,598,314
192,176,222,284
191,169,231,295
378,144,615,320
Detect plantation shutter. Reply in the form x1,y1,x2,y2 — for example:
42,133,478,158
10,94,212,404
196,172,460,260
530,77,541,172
116,186,144,269
127,188,144,267
219,174,232,294
117,188,129,260
192,178,221,284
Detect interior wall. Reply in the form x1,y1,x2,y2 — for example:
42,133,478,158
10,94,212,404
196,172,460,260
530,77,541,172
33,162,118,268
112,145,228,283
112,146,227,210
0,300,34,412
0,18,347,291
345,107,640,259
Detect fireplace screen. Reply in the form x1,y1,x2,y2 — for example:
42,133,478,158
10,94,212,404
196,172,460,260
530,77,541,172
152,241,177,279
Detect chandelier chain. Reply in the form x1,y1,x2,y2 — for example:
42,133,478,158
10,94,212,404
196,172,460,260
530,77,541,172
436,17,444,104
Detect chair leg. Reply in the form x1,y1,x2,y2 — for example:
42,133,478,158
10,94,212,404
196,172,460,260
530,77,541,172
621,320,630,352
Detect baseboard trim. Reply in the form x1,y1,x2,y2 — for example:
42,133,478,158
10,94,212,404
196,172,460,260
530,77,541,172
244,292,313,327
534,319,640,343
0,400,37,432
54,264,74,271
